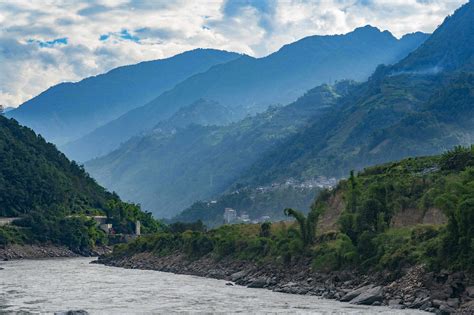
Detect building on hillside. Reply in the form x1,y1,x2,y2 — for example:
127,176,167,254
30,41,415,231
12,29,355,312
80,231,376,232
91,216,107,225
223,208,237,224
239,213,250,223
91,216,113,234
0,217,20,226
99,223,113,233
135,220,141,236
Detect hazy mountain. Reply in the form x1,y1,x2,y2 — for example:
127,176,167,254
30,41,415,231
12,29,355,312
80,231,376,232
66,27,429,162
153,99,235,132
1,106,14,113
394,0,474,73
64,99,234,161
86,82,355,217
235,0,474,188
7,49,240,145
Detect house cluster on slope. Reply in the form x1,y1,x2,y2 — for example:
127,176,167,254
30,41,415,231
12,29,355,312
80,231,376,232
223,208,270,225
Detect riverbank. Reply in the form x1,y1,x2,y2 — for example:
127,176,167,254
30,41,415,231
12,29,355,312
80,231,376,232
97,252,474,314
0,244,111,260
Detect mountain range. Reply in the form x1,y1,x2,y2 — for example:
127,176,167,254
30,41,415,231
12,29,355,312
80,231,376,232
62,26,427,162
237,0,474,187
7,49,240,146
86,81,355,217
91,0,474,222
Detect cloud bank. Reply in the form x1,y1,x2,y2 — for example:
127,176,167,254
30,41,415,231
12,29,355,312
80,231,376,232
0,0,467,107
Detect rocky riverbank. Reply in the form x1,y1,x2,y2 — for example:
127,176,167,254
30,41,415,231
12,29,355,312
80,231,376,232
0,244,111,260
97,252,474,314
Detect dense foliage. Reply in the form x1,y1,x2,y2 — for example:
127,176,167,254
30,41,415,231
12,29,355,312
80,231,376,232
0,116,162,251
109,147,474,274
321,146,474,271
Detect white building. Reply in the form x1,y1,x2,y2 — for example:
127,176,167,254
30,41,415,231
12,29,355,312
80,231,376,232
240,213,250,223
223,208,237,224
135,220,141,236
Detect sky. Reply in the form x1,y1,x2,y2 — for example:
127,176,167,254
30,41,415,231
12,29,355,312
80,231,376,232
0,0,468,108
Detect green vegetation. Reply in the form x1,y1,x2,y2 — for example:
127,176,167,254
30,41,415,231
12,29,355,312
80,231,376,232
173,185,320,227
236,1,474,188
239,69,473,186
109,147,474,274
283,207,320,247
88,82,350,218
0,116,163,252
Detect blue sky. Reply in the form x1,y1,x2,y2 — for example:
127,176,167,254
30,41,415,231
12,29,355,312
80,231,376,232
0,0,467,107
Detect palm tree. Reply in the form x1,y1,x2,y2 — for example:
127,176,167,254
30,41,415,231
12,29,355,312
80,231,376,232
284,207,320,246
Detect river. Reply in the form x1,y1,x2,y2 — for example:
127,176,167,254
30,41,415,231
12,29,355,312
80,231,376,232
0,258,426,314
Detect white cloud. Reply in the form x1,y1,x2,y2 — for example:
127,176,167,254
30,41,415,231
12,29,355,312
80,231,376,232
0,0,468,107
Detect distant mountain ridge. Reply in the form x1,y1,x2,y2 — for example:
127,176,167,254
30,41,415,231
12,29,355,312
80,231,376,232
64,26,429,162
7,49,240,145
123,0,474,222
152,99,234,132
67,98,234,161
234,0,474,188
85,82,356,217
394,0,474,73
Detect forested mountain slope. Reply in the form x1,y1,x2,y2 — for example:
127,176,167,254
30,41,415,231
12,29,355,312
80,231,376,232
236,0,474,188
0,115,160,251
86,82,356,217
68,27,428,162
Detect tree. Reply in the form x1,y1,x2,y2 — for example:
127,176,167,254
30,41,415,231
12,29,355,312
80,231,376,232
259,221,272,237
284,207,320,247
0,105,4,115
348,170,358,213
440,145,474,171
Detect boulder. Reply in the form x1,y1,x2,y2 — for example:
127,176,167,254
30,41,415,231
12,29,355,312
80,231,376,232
466,286,474,298
420,302,433,311
247,277,267,288
446,297,459,308
431,286,453,300
340,284,373,302
410,297,430,308
438,304,455,314
459,300,474,313
388,299,402,306
349,286,384,305
231,270,248,282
